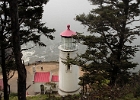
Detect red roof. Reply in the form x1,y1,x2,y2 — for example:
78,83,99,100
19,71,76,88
0,79,3,90
34,72,50,83
60,25,76,37
51,75,59,82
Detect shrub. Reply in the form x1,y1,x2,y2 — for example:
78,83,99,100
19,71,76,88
134,86,140,98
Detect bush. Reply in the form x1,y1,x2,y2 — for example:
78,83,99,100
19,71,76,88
134,86,140,98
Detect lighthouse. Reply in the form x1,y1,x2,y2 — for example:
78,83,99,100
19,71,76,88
58,25,80,96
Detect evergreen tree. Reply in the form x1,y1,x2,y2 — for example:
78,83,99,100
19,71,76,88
0,0,55,99
75,0,140,87
9,0,27,99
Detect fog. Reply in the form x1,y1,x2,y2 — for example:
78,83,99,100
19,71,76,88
22,0,140,71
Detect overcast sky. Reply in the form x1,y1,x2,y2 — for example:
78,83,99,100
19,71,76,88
42,0,93,40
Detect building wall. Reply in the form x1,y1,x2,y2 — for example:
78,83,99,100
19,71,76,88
34,82,44,93
34,82,59,94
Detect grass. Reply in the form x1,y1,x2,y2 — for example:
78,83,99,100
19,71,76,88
6,93,79,100
2,91,140,100
7,94,49,100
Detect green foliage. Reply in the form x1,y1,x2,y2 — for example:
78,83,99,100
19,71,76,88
27,95,47,100
0,0,55,78
130,72,140,98
18,0,55,46
0,0,55,49
6,87,140,100
134,86,140,98
118,93,140,100
75,0,140,87
0,0,55,99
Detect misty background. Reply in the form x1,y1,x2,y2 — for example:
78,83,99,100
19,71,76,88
21,0,140,71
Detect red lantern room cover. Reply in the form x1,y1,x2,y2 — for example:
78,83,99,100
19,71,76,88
60,25,76,37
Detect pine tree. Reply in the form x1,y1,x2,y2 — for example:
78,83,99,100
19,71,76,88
0,0,55,99
75,0,140,87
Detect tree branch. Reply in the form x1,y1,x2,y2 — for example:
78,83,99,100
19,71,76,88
7,71,15,80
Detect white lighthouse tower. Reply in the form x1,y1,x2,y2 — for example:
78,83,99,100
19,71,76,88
58,25,80,96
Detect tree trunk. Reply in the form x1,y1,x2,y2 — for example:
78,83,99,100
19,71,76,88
109,66,120,86
0,27,9,100
0,1,9,99
9,0,27,100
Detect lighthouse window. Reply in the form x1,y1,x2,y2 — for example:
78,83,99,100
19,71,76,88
67,53,71,70
64,38,72,50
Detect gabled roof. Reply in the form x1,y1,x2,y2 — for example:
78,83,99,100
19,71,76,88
60,25,76,37
51,75,59,82
34,72,50,83
0,79,3,90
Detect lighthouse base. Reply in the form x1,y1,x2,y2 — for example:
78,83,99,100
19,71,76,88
58,87,81,96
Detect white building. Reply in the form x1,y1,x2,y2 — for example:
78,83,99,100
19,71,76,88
58,25,80,96
33,72,59,94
